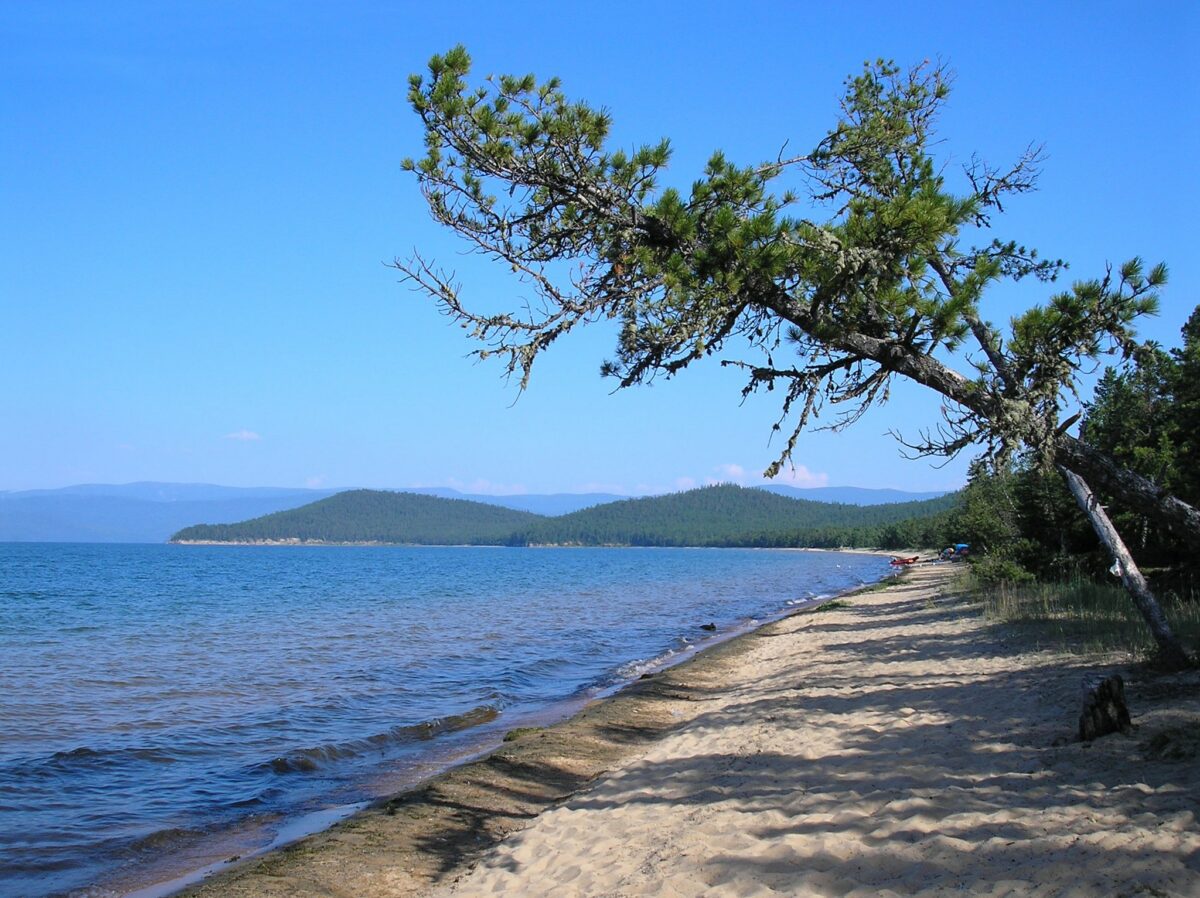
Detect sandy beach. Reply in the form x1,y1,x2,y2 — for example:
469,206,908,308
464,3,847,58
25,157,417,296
180,565,1200,898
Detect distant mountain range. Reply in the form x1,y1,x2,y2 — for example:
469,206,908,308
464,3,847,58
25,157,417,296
0,483,340,543
758,484,949,505
413,485,951,512
172,484,959,548
0,481,951,543
400,487,625,516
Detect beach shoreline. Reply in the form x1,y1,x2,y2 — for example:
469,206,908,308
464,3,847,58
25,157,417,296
108,566,893,898
95,554,894,898
169,541,909,551
153,565,1197,896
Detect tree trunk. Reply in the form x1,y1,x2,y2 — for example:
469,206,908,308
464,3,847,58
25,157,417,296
1058,466,1192,670
1059,437,1200,553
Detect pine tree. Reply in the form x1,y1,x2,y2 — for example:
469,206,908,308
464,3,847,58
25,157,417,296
397,48,1197,667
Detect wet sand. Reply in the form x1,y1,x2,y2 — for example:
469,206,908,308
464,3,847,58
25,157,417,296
178,565,1200,898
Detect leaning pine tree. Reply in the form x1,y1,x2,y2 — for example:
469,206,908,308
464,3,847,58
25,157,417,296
396,47,1196,669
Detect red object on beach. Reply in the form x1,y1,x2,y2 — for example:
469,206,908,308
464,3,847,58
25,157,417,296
889,555,920,566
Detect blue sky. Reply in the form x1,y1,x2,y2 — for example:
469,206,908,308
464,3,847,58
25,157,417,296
3,2,1196,495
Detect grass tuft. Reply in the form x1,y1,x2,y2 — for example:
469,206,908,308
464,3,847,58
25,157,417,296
808,598,852,613
976,576,1200,661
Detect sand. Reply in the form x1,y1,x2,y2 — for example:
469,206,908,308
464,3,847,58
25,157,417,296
180,565,1200,898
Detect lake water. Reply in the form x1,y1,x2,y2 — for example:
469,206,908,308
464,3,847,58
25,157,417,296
0,543,889,897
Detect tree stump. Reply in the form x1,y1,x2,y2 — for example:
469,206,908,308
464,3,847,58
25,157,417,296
1079,674,1133,741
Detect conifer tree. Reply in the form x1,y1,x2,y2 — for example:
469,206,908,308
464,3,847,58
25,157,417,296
1171,308,1200,504
396,47,1196,666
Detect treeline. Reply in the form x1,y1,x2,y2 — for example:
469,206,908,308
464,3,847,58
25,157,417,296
172,484,957,548
942,306,1200,589
511,485,958,547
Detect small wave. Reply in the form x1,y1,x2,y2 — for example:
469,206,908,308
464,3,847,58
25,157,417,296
611,644,688,682
1,588,52,600
600,618,752,691
261,704,501,775
787,590,832,608
53,746,103,761
127,826,203,853
485,656,575,695
228,786,280,808
26,744,183,776
512,656,572,677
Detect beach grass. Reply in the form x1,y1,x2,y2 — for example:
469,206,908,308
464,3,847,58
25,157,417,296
807,598,852,612
975,575,1200,660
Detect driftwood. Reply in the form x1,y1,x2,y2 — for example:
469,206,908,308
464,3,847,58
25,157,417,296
1079,673,1132,741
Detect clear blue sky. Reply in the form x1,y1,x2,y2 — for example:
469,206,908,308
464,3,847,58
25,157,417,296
3,2,1196,495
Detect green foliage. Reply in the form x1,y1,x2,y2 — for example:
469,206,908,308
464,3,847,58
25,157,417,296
969,556,1036,585
1077,306,1200,568
397,48,1170,483
944,461,1118,581
944,307,1200,586
1080,349,1183,562
171,485,955,548
1174,307,1200,504
950,463,1023,555
948,462,1096,573
1084,349,1178,487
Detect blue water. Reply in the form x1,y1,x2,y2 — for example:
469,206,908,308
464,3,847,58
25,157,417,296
0,543,889,897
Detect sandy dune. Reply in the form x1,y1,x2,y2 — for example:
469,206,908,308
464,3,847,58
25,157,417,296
427,565,1200,898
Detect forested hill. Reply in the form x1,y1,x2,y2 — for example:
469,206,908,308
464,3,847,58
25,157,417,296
515,484,958,547
170,490,543,545
171,485,958,547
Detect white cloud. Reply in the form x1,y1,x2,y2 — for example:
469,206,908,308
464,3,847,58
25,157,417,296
767,463,829,488
305,475,327,488
680,460,831,491
701,463,752,487
224,429,262,442
712,463,748,483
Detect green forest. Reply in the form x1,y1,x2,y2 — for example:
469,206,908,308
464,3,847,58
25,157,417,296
171,490,543,545
171,484,955,548
942,306,1200,593
512,485,958,547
